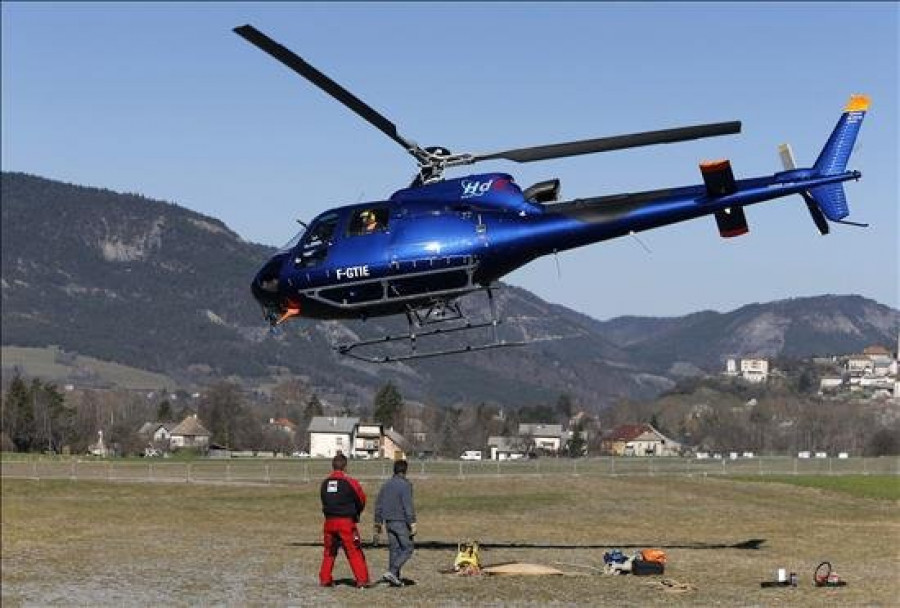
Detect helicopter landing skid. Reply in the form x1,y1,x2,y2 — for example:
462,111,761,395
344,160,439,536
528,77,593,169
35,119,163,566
336,289,532,363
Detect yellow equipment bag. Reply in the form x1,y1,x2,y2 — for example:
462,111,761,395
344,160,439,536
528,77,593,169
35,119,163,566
454,539,482,574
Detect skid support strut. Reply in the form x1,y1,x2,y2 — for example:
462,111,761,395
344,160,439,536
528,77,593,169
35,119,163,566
336,286,529,363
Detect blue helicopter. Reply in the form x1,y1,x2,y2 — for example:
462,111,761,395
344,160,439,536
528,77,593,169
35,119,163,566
235,25,868,362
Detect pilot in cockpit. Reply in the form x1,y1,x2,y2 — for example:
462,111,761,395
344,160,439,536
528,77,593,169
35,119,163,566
360,209,380,233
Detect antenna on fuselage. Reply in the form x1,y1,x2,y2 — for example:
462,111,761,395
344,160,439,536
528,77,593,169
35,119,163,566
628,231,652,255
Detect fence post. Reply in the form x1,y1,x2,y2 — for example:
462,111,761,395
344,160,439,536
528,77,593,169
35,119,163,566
226,464,231,483
793,458,798,476
421,461,425,476
108,461,112,482
829,458,833,476
187,463,192,483
265,465,270,485
862,458,867,475
304,463,310,484
459,461,463,479
496,461,501,477
610,457,615,476
150,462,154,482
758,457,763,476
71,460,77,482
32,461,38,480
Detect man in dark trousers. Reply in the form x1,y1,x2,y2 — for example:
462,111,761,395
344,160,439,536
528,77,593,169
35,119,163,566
373,459,417,587
319,452,370,588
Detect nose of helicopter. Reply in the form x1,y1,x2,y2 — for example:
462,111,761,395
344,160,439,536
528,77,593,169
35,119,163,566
251,254,301,325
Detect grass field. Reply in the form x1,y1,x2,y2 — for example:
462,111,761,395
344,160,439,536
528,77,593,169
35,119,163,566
3,471,898,607
731,474,900,501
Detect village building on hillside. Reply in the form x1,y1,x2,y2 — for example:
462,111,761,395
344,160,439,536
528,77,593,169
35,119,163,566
819,343,899,397
602,423,681,457
725,358,770,383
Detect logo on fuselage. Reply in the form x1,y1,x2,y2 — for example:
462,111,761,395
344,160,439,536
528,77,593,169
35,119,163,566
336,265,370,280
460,179,494,199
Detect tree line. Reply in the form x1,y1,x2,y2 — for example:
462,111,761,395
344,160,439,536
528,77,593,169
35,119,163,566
5,370,894,458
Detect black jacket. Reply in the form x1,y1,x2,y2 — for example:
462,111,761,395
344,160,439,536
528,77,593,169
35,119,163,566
320,471,366,521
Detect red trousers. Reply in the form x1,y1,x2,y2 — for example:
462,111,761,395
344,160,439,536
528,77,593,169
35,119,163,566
319,517,370,586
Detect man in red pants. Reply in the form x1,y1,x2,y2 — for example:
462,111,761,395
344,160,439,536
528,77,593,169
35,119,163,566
319,452,370,588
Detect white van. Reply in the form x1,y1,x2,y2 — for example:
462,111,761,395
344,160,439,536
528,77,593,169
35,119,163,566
460,450,483,461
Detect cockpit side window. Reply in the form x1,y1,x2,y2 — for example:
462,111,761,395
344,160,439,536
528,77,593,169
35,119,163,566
296,212,340,268
347,206,390,236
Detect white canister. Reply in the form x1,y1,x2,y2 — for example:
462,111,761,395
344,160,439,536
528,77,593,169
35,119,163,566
777,568,787,582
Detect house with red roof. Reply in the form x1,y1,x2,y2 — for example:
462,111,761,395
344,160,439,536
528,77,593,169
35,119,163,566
601,423,681,457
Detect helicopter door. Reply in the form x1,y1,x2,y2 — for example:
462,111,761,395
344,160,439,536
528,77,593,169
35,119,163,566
294,212,340,272
315,205,392,306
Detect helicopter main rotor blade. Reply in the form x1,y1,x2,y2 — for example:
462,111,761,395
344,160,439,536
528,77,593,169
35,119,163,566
233,24,425,161
469,121,742,164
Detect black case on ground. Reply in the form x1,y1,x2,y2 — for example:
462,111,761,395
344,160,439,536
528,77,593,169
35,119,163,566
631,560,665,576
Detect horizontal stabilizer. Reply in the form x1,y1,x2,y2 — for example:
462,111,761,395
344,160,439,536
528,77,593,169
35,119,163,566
700,159,737,197
715,207,749,238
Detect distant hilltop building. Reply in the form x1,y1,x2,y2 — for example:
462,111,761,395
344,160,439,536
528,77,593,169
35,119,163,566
818,342,899,398
725,357,769,383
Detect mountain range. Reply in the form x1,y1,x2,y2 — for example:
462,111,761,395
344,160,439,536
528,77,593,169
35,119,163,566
2,172,897,409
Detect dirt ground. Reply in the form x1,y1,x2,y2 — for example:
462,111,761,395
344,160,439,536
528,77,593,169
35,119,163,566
2,472,898,607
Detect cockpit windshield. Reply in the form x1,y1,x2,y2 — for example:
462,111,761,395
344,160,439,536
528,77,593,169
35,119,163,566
278,228,306,253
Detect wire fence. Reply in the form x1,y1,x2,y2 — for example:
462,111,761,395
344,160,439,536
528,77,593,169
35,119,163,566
2,455,898,486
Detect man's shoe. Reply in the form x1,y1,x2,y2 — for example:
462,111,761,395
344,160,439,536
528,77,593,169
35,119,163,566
319,581,334,588
382,572,404,587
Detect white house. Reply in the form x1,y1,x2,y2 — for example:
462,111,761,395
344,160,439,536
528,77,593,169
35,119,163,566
518,423,563,453
353,422,382,459
725,358,739,376
846,355,874,376
308,416,359,458
487,436,527,460
819,378,844,391
137,422,179,445
740,358,769,383
725,358,770,382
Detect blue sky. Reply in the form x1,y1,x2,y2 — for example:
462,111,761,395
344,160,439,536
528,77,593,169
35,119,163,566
3,2,897,320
